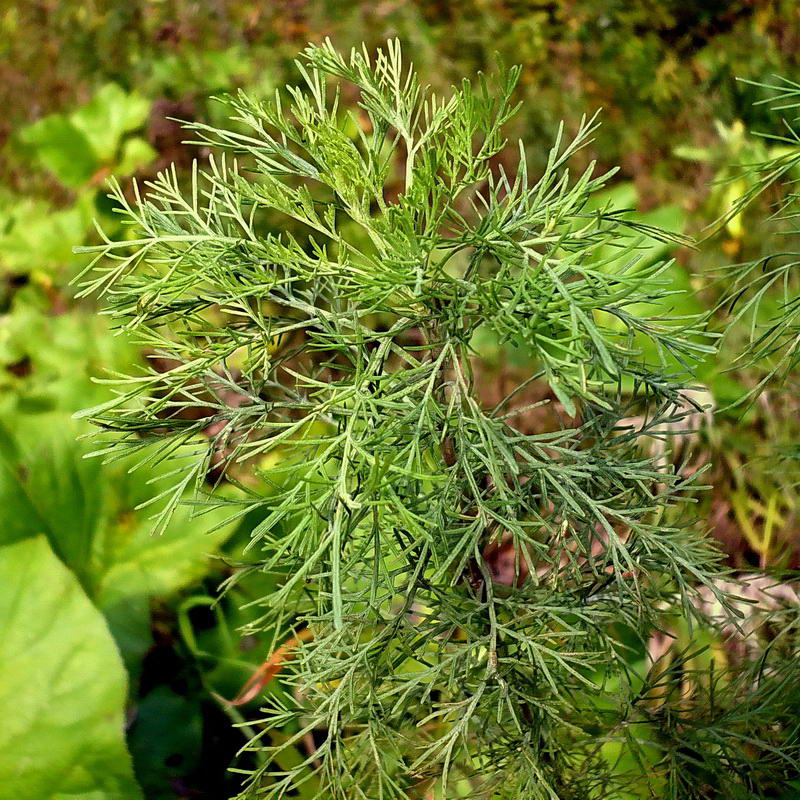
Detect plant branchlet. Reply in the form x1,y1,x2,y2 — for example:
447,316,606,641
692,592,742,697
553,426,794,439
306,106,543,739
77,40,800,800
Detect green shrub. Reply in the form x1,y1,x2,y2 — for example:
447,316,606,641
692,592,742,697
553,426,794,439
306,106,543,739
78,40,800,799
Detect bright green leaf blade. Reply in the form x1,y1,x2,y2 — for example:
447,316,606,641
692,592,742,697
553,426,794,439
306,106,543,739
117,137,158,176
0,195,94,274
17,115,98,187
0,417,236,672
0,535,143,800
71,84,151,163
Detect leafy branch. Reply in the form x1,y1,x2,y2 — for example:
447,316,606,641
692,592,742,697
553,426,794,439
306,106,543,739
76,40,800,799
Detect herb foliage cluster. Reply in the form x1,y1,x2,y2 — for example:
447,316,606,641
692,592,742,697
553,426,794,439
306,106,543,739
79,41,800,799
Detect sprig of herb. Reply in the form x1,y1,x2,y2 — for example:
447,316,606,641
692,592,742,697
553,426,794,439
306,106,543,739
76,40,800,799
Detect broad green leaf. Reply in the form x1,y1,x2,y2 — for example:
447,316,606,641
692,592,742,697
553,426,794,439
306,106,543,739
0,535,143,800
0,195,94,274
71,84,151,163
0,419,236,672
117,137,158,176
0,309,139,415
15,84,152,189
17,115,98,187
0,299,237,672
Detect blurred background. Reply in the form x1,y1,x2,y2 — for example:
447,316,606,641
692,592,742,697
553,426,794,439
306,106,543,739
1,2,799,798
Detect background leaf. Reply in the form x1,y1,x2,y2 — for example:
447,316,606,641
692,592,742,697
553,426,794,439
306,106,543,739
0,535,143,800
71,83,151,163
17,115,98,187
0,418,236,673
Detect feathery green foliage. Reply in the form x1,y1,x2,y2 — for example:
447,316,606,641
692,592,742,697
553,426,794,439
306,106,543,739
76,41,800,799
712,76,800,406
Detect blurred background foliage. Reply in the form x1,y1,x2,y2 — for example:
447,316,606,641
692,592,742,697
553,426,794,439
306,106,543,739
1,1,799,798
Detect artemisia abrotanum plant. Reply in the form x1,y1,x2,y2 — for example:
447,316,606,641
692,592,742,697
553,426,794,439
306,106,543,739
77,40,800,800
